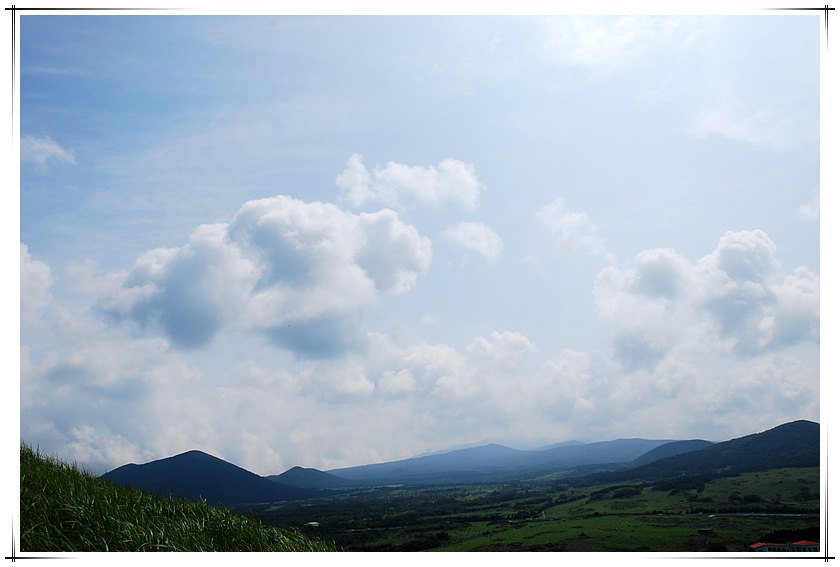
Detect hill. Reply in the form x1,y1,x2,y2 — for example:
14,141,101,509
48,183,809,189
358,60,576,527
268,466,355,489
581,420,819,485
102,450,317,507
20,444,334,552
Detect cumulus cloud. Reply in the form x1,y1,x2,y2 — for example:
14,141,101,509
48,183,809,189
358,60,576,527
356,209,434,293
441,221,503,263
537,198,612,261
336,154,484,211
21,134,76,166
98,195,432,357
595,230,818,362
99,223,250,349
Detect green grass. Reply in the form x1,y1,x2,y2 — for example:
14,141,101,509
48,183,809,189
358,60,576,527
20,443,337,552
252,466,819,551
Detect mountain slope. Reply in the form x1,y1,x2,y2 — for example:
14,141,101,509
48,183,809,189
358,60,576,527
628,439,715,467
528,438,673,469
267,466,355,489
102,450,316,507
328,443,528,483
582,420,819,485
328,438,674,484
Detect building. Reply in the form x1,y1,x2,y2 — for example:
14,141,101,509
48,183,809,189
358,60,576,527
750,540,819,552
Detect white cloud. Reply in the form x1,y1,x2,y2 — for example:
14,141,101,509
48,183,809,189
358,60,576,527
336,154,484,211
21,134,76,166
441,221,503,263
96,195,432,357
595,230,818,362
357,209,434,294
537,198,612,261
699,229,781,283
21,244,53,319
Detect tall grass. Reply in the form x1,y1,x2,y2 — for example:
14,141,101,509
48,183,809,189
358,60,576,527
20,443,336,552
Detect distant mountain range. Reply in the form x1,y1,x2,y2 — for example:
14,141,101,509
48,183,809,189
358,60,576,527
324,438,680,485
100,420,819,507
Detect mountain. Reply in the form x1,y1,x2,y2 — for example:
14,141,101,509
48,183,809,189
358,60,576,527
328,443,528,484
101,450,316,507
327,438,675,485
581,420,819,485
267,466,354,489
628,439,715,467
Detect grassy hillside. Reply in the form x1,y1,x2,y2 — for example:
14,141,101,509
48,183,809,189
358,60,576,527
19,444,336,552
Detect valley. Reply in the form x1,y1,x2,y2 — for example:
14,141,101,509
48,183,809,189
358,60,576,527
242,466,820,552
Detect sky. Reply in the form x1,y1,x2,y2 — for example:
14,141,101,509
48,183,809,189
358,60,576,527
14,6,829,478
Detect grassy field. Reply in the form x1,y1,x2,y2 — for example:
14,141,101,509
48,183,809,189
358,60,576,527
251,466,820,552
19,444,336,552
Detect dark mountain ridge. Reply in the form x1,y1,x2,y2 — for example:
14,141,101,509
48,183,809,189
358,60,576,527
579,420,819,485
101,450,316,507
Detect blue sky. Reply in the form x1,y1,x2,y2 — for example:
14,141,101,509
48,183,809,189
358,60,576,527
16,7,826,476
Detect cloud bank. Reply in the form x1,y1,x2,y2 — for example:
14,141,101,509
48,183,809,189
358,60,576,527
20,219,818,475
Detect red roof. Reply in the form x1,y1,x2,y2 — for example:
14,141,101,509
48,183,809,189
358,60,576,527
751,541,819,550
